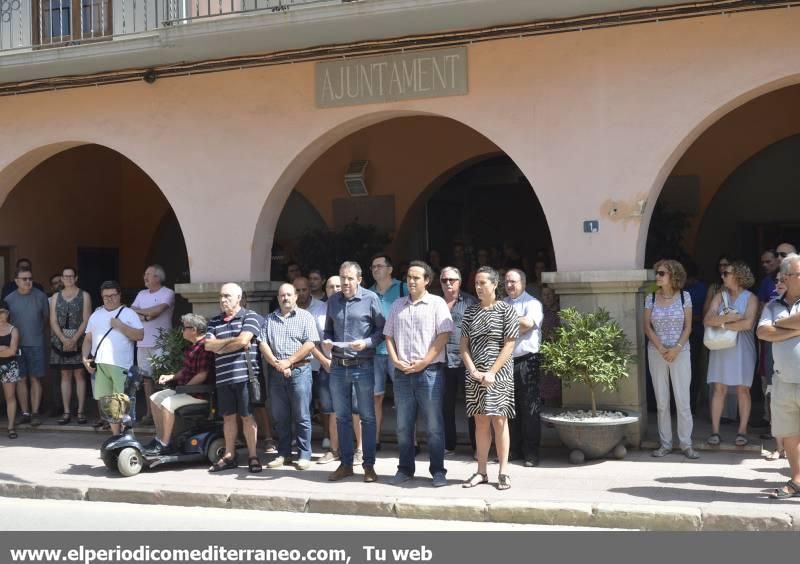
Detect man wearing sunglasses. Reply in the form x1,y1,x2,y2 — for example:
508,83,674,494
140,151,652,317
5,266,49,426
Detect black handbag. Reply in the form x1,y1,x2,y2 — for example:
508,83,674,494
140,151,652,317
245,347,261,404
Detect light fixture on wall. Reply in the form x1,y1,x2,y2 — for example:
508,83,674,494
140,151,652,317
344,160,369,197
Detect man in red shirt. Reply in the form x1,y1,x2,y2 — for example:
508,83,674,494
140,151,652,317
144,313,215,455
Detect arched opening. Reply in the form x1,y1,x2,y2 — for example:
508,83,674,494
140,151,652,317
267,116,555,291
0,143,190,311
642,83,800,433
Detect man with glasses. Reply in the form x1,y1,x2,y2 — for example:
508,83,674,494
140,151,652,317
369,254,407,453
6,266,50,426
145,313,214,455
440,266,476,455
81,281,144,435
2,258,44,300
504,268,545,467
757,253,800,499
323,261,385,482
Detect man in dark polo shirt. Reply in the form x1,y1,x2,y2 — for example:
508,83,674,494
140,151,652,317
323,261,385,483
205,282,263,473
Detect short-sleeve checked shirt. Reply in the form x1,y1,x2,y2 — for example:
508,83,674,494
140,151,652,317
261,307,320,361
206,308,263,386
177,338,216,386
384,292,454,365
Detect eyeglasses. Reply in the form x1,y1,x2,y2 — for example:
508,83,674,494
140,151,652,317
182,326,195,330
785,272,800,278
655,271,668,277
721,271,733,278
440,278,459,284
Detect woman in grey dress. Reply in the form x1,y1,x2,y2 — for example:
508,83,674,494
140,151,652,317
49,267,92,424
704,260,758,447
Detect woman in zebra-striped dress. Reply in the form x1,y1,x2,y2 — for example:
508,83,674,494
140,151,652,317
460,267,518,490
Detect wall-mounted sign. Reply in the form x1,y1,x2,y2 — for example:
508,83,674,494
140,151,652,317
315,46,468,108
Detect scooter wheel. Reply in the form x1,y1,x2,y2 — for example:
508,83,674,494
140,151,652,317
117,447,144,477
207,437,226,464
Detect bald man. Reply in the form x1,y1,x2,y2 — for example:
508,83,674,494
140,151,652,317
205,283,264,473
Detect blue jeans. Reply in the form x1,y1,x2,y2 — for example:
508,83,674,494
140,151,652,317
330,360,376,466
393,363,446,477
269,365,313,461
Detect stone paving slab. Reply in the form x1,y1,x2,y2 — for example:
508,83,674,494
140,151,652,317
0,429,798,530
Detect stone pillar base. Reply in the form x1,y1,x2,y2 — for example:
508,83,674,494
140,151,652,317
175,281,282,319
541,270,652,447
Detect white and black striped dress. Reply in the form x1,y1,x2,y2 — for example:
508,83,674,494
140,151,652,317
462,301,518,418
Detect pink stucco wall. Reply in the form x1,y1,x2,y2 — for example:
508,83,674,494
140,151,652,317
0,8,799,282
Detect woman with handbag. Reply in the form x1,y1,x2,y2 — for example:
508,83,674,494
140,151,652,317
704,260,758,447
643,260,698,459
49,267,92,424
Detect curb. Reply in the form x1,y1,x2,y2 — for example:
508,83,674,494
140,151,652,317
1,481,798,531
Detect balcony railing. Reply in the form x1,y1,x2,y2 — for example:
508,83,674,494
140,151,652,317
0,0,344,52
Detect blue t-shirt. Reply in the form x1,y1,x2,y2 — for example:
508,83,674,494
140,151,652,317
685,280,707,333
758,276,778,304
370,279,407,355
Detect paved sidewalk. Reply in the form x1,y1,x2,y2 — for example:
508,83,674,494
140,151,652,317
0,428,798,531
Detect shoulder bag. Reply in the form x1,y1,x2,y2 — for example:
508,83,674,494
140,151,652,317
703,291,738,351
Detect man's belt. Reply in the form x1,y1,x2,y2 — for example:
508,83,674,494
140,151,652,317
291,360,310,369
513,352,538,362
332,356,373,367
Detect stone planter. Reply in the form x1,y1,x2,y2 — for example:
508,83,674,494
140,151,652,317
541,409,640,464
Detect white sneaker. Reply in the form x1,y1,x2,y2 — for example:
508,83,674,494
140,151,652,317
651,446,671,457
322,438,331,450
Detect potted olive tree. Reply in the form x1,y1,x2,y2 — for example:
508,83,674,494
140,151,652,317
539,307,639,463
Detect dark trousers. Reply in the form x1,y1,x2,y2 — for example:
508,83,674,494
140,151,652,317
510,353,542,460
442,366,462,451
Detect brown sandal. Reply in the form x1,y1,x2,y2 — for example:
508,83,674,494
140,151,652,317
462,472,489,488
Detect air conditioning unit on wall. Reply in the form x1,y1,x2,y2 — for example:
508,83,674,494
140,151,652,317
344,160,369,197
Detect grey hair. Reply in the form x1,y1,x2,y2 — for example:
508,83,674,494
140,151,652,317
149,264,166,283
475,266,499,285
181,313,208,334
220,282,243,299
440,266,462,280
780,253,800,275
339,261,362,278
506,268,527,286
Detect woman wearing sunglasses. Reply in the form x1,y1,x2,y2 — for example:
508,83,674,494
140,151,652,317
644,260,698,459
704,260,758,447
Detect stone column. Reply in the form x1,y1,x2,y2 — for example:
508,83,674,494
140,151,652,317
175,281,282,319
541,270,652,447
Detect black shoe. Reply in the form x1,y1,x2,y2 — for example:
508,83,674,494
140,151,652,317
415,444,421,456
524,456,540,467
144,443,176,456
376,442,382,452
18,413,31,425
143,438,160,450
760,433,775,440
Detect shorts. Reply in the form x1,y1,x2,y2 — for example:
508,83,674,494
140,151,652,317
217,381,253,418
313,369,334,414
137,346,156,380
93,363,128,400
374,354,390,395
771,376,800,439
150,389,207,413
18,346,45,378
0,360,20,384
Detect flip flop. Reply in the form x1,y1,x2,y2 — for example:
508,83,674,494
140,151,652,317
735,434,749,447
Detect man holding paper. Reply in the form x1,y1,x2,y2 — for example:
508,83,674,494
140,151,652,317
323,261,385,483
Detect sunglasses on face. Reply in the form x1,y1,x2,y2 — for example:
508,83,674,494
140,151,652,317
655,271,668,277
777,252,789,258
440,278,459,284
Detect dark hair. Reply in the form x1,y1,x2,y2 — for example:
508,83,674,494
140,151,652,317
50,273,62,282
15,267,32,278
370,253,393,268
62,266,78,277
475,266,499,285
15,257,31,267
762,249,778,259
0,300,8,312
286,262,303,273
308,268,323,278
100,280,121,293
407,260,433,282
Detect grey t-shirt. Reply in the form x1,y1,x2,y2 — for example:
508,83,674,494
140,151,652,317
5,289,49,347
758,297,800,384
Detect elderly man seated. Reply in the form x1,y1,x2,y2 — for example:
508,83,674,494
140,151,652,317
144,313,215,456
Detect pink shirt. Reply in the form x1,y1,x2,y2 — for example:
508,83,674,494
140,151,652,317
384,293,454,364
